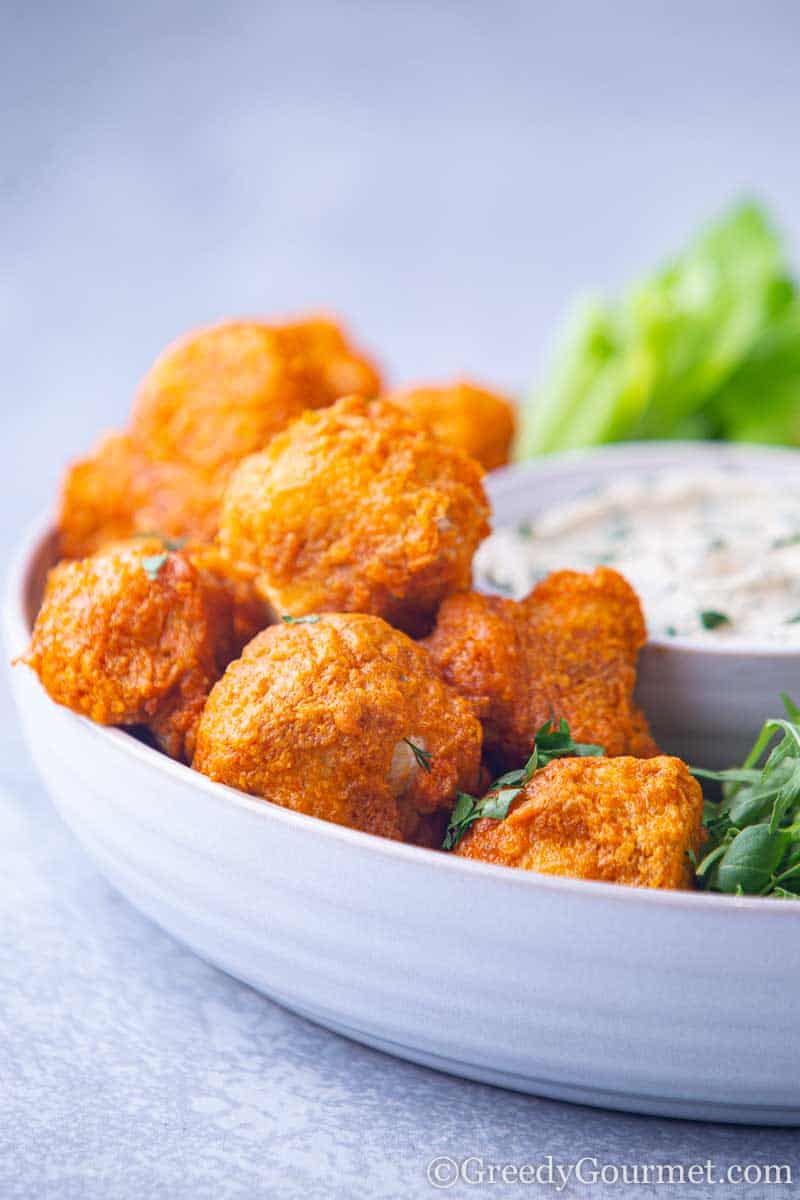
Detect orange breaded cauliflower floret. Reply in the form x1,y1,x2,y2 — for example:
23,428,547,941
22,539,242,761
218,396,491,636
193,613,483,842
58,432,149,559
456,755,704,889
274,316,382,401
58,316,382,557
386,380,516,471
129,319,365,475
423,567,658,768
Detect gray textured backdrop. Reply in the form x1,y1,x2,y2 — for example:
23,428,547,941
3,3,800,1197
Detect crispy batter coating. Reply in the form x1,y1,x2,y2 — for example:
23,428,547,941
386,381,516,470
59,435,226,555
193,613,483,841
58,317,382,556
132,320,338,473
423,568,658,768
218,396,491,635
58,432,146,558
455,756,704,889
183,542,273,653
274,316,382,402
22,540,240,761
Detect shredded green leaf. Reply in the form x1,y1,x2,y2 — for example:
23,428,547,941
280,614,321,625
442,719,603,851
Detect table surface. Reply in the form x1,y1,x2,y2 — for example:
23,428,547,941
4,3,800,1196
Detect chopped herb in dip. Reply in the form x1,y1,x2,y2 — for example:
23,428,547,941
699,610,731,631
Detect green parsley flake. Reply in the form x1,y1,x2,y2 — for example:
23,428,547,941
134,532,187,551
403,739,432,773
142,552,169,581
700,609,731,630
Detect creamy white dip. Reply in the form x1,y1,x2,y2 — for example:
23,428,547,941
475,469,800,642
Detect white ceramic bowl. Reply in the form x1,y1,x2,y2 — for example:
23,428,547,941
6,488,800,1126
488,441,800,770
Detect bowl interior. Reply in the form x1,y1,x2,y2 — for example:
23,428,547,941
8,462,800,914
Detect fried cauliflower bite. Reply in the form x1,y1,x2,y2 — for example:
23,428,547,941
455,756,704,890
58,434,224,555
58,317,382,556
218,396,491,636
130,318,380,475
274,316,382,401
423,567,658,769
22,540,241,761
386,381,516,471
193,613,483,841
58,432,148,558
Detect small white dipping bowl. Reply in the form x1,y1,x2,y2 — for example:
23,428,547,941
487,441,800,771
5,479,800,1126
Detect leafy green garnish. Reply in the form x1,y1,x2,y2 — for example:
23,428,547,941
520,202,800,456
442,719,603,851
699,609,731,630
134,532,187,551
403,739,432,773
141,552,169,581
280,614,321,625
692,694,800,896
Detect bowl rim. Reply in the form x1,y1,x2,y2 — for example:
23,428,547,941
7,505,800,917
487,439,800,659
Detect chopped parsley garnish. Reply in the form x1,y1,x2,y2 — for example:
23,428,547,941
482,569,515,596
608,517,631,542
134,532,187,551
443,719,603,850
665,625,678,637
691,695,800,897
142,552,169,581
280,614,321,625
787,612,800,625
699,609,731,630
403,739,432,773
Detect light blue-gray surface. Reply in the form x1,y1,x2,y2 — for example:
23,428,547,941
3,3,800,1196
